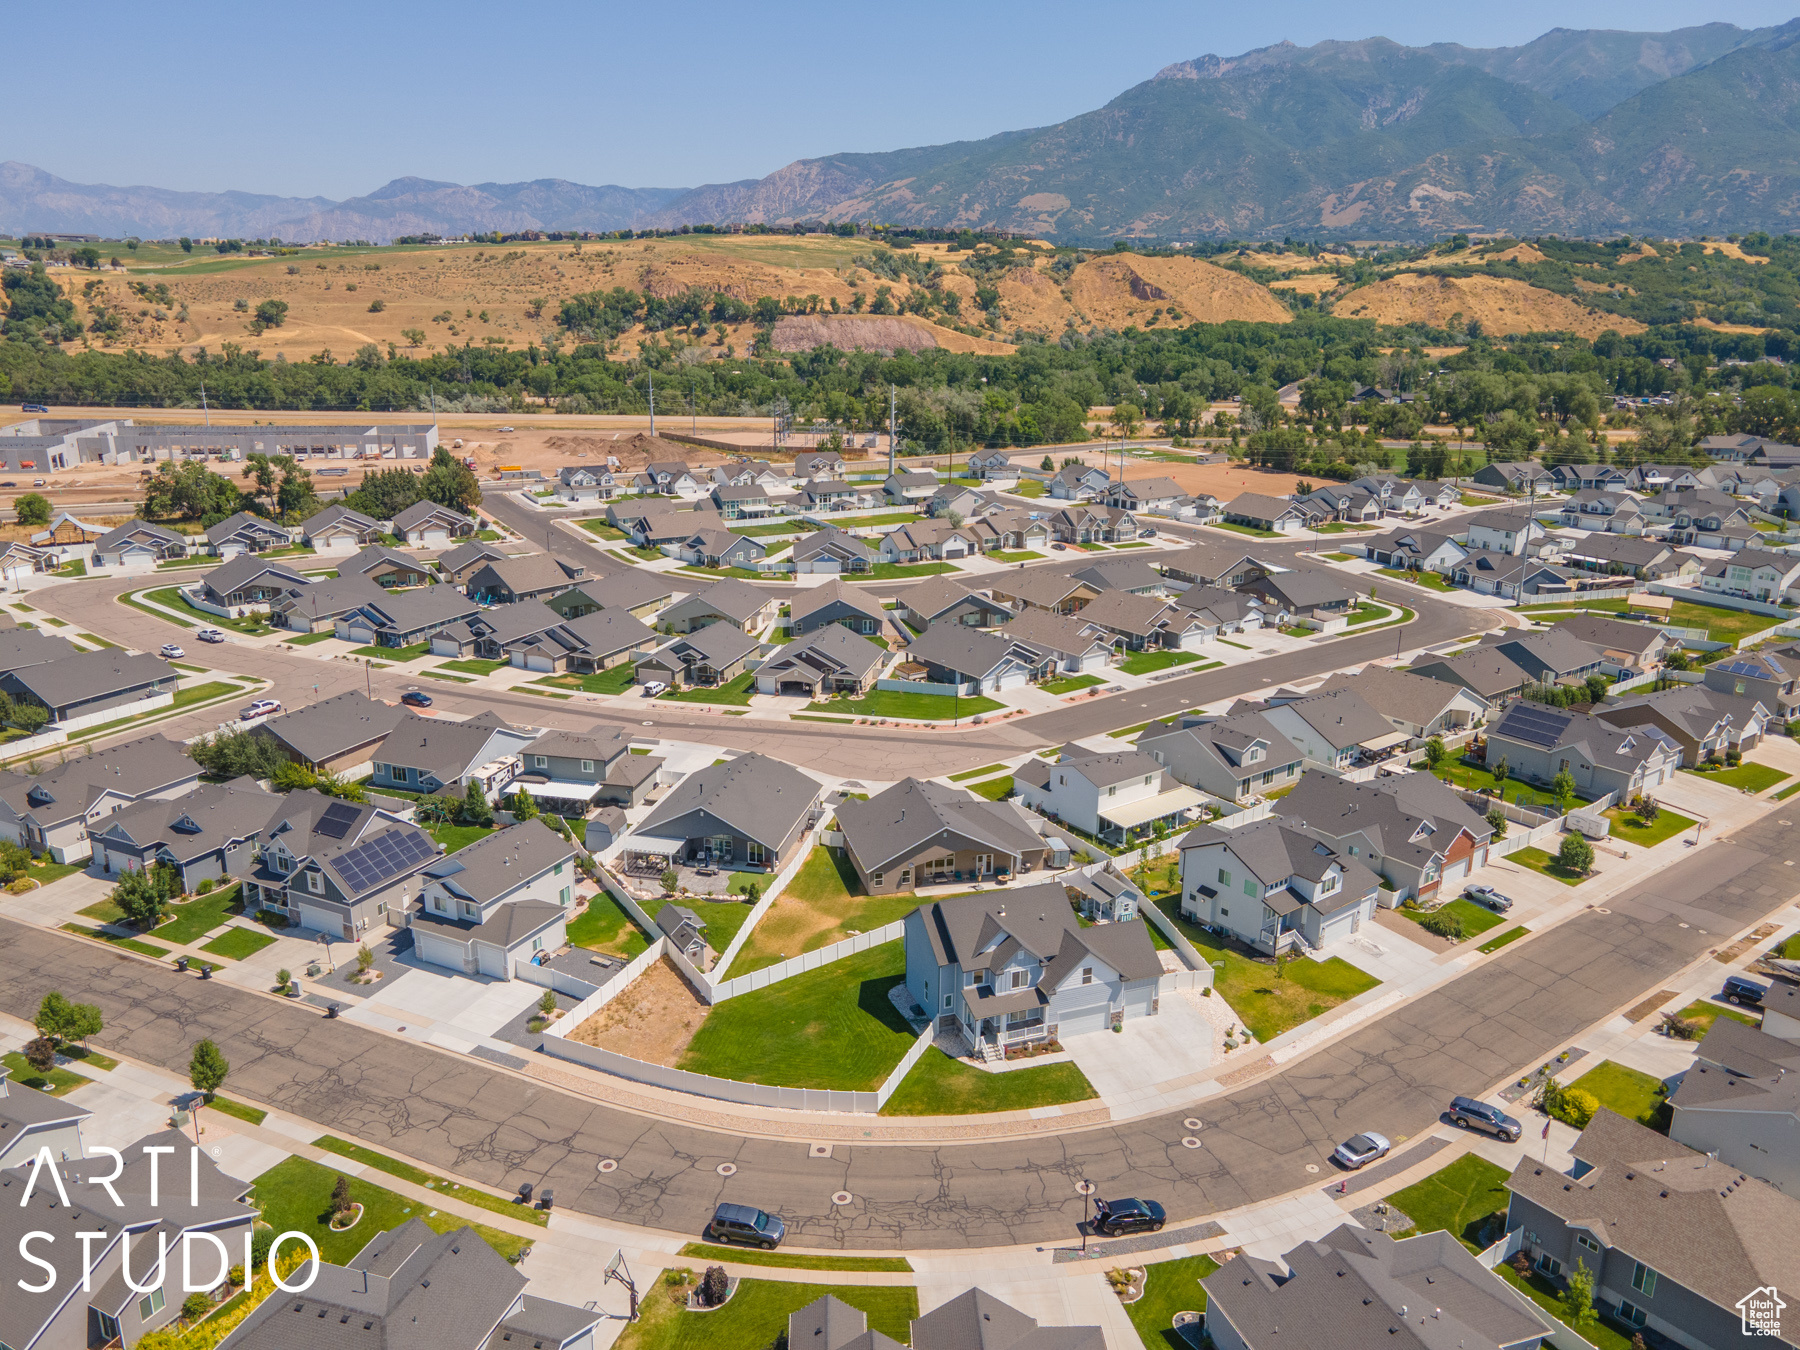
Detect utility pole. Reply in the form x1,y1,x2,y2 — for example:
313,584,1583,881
200,381,209,427
648,372,656,437
888,385,897,476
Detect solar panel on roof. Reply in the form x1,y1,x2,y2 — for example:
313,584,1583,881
313,801,362,841
1499,704,1572,750
332,829,436,894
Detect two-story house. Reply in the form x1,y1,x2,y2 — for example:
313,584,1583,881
903,882,1164,1050
1365,527,1467,575
411,819,578,978
1699,546,1800,603
1177,817,1382,953
1597,684,1769,764
1706,649,1800,716
0,734,198,862
633,460,705,496
1556,489,1645,534
1462,506,1549,556
836,776,1058,893
369,710,535,798
90,778,280,891
1274,770,1494,905
792,449,847,480
1135,711,1306,805
1047,463,1111,499
884,470,942,505
1013,743,1204,846
1247,689,1403,774
243,790,440,939
514,727,663,813
557,463,617,502
674,527,766,570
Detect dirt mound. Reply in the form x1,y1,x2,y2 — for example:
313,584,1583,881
1335,273,1643,338
770,315,940,354
1070,255,1292,327
542,430,722,471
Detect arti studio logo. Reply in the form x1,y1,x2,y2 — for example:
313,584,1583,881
1739,1286,1784,1338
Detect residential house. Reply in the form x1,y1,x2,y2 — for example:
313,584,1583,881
1559,533,1693,580
250,690,406,774
792,449,847,479
197,555,310,612
884,470,941,504
1047,463,1111,499
1550,463,1630,491
338,585,480,647
91,777,278,890
1274,770,1495,905
1346,475,1429,515
712,457,790,490
659,577,778,633
546,569,672,621
0,629,77,677
1014,743,1203,845
791,525,881,574
1470,461,1556,494
268,572,387,633
1477,628,1615,683
7,1134,255,1350
1447,548,1550,598
463,553,586,605
674,527,766,570
412,819,578,977
0,734,197,861
0,1067,89,1168
1249,688,1406,773
92,519,188,567
1504,1109,1800,1349
1239,571,1354,619
1070,557,1167,596
608,503,724,547
880,517,983,562
298,502,381,552
1222,492,1307,533
902,623,1053,694
635,622,759,688
242,790,439,937
837,777,1056,894
1699,546,1800,602
2,650,178,728
923,482,1000,519
1557,489,1646,534
556,463,617,502
984,570,1101,616
513,606,657,672
339,542,432,588
998,606,1118,671
390,499,476,546
430,598,564,662
911,1290,1104,1350
791,578,888,637
1547,613,1675,673
1172,584,1269,635
1463,506,1549,556
1200,1225,1552,1350
204,509,290,557
711,482,776,520
1485,702,1680,798
1316,665,1490,737
369,710,535,798
1705,650,1800,715
968,447,1025,479
1364,527,1465,574
1046,503,1141,544
1406,646,1541,701
1293,485,1383,527
896,575,1011,630
1070,590,1207,653
633,460,705,496
1670,1015,1800,1193
0,540,53,576
215,1218,602,1350
805,478,877,512
755,625,887,697
433,539,510,587
622,752,820,875
902,881,1163,1048
1177,816,1381,952
1136,711,1307,805
1654,487,1758,548
1625,462,1713,493
515,728,662,812
1597,684,1769,764
1104,476,1187,514
1158,542,1270,588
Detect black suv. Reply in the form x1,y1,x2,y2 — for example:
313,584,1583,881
1448,1096,1522,1142
1093,1197,1166,1236
1724,975,1769,1007
706,1202,786,1250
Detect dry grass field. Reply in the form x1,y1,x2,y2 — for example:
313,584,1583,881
565,958,708,1067
1335,272,1644,338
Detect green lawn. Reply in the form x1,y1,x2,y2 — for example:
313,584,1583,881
1119,649,1202,676
679,940,917,1090
1041,673,1106,695
948,762,1009,781
1209,520,1281,538
1400,897,1506,941
1494,1264,1639,1350
348,642,430,661
1,1050,90,1097
533,663,641,695
1344,602,1389,626
78,632,119,648
1126,1255,1220,1350
724,846,919,976
661,672,756,705
1682,760,1791,793
153,885,243,945
435,658,511,676
310,1136,548,1227
205,1096,267,1126
971,775,1014,801
1385,1154,1512,1250
879,1047,1096,1116
250,1157,530,1265
286,630,337,644
1601,805,1698,848
579,519,629,539
1376,567,1452,591
866,561,959,579
138,586,276,634
1012,479,1046,498
566,892,652,958
78,896,127,925
1479,926,1530,954
641,894,759,955
1432,762,1590,810
1526,596,1786,644
61,923,169,958
1676,999,1761,1034
614,1281,916,1350
1320,551,1356,562
675,1244,911,1272
1511,846,1588,885
1567,1059,1669,1130
805,690,1005,719
428,824,495,853
201,927,278,960
992,550,1044,562
1150,898,1379,1042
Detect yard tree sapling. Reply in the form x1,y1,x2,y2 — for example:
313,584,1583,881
331,1174,353,1219
22,1035,56,1073
189,1038,229,1101
1558,833,1594,875
1561,1264,1600,1331
1424,737,1447,769
1551,769,1577,813
538,988,557,1016
1486,808,1508,840
457,778,495,827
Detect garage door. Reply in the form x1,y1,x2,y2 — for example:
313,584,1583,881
475,943,507,978
422,529,449,547
414,931,470,973
1056,1002,1111,1037
1441,858,1469,888
778,680,815,697
297,904,345,937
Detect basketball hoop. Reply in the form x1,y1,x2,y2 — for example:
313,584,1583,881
603,1250,639,1322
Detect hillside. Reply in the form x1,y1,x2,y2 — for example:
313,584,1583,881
1332,272,1645,338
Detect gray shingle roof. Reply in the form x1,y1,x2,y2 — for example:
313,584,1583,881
6,649,176,711
204,509,288,544
836,778,1047,873
202,553,310,598
95,778,279,865
0,733,194,826
300,502,378,535
553,606,657,657
358,584,479,634
391,499,474,532
0,628,78,674
761,625,886,683
638,752,819,851
658,620,759,667
666,577,773,625
421,818,574,904
258,691,406,764
95,518,185,551
376,710,522,782
466,553,582,597
905,623,1041,680
792,578,887,625
1274,770,1492,868
434,539,508,574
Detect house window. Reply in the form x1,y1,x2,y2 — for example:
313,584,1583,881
1617,1302,1647,1329
747,841,765,866
1576,1233,1600,1253
943,994,953,1010
306,871,322,894
1243,879,1256,897
872,871,884,887
1218,868,1231,886
899,868,911,888
1011,969,1029,989
1006,1010,1035,1029
581,759,594,773
140,1288,166,1320
1082,967,1093,985
559,886,571,906
534,756,548,768
98,1311,121,1341
1631,1263,1656,1297
1536,1253,1562,1278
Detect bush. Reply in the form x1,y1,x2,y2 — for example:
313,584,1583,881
1558,833,1594,874
1726,747,1743,766
1660,1012,1702,1040
1635,797,1660,825
197,877,215,894
1542,1082,1600,1129
660,867,679,894
1417,908,1465,940
182,1292,211,1322
1486,808,1508,840
698,1265,730,1308
22,1035,56,1072
249,1228,275,1273
13,492,51,526
367,299,385,312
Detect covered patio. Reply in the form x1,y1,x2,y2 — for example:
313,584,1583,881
1096,786,1205,847
511,777,601,817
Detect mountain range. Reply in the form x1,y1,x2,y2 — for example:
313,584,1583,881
10,20,1800,243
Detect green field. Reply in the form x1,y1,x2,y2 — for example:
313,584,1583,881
866,561,959,579
1432,761,1590,810
534,662,641,695
641,893,759,953
1400,897,1507,941
1566,1059,1670,1130
970,775,1014,801
310,1136,548,1227
1126,1255,1220,1350
661,672,757,705
805,690,1004,719
1208,520,1281,538
428,824,495,853
1385,1154,1512,1250
1526,596,1786,644
879,1048,1096,1115
1510,846,1588,885
1376,566,1453,591
1119,649,1201,676
153,885,244,944
435,657,511,676
1041,673,1106,694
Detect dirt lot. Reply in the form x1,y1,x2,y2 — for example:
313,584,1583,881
1335,272,1644,338
565,957,709,1067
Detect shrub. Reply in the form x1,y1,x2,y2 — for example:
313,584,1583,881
249,1228,275,1273
1549,1085,1599,1129
367,299,385,312
1486,808,1507,840
357,944,375,972
197,878,215,894
698,1265,730,1308
660,867,679,894
1558,833,1594,874
538,988,557,1015
332,1175,353,1218
1635,798,1660,825
182,1292,211,1322
227,1264,244,1288
275,968,291,989
1660,1012,1702,1040
1417,908,1465,940
1726,747,1743,766
22,1035,56,1072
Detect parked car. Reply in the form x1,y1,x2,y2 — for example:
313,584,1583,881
1051,542,1067,551
1448,1096,1522,1142
0,482,15,489
1333,1131,1391,1170
642,680,668,697
496,426,515,433
1724,974,1769,1006
1464,885,1514,913
705,1202,785,1250
1092,1197,1165,1236
400,690,432,708
1141,527,1157,538
32,480,44,487
196,628,226,644
239,699,282,720
159,643,185,659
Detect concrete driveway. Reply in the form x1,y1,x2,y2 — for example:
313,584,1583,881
1062,989,1233,1115
345,960,543,1051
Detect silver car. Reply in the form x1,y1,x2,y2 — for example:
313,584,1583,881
1333,1131,1392,1170
1464,885,1514,912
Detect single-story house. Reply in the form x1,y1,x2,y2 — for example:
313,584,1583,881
250,690,406,774
1485,702,1680,798
659,577,778,634
1316,665,1489,737
197,555,310,612
792,525,881,574
998,607,1115,672
902,623,1054,694
621,752,820,876
2,650,178,727
464,553,587,605
836,776,1056,894
299,502,382,552
204,510,290,558
338,585,481,648
1221,492,1307,533
434,539,511,587
391,499,477,546
755,625,887,697
369,710,535,797
791,578,888,637
340,543,433,589
896,575,1012,629
635,622,760,688
92,519,188,568
674,528,766,570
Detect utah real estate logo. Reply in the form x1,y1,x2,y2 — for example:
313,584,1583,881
1738,1286,1784,1338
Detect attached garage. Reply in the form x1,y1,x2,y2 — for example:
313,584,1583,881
416,527,451,548
297,903,348,938
413,929,472,973
475,942,508,978
1440,856,1469,889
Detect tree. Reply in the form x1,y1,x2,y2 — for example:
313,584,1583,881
1040,455,1054,471
457,778,494,827
1492,756,1509,787
10,702,48,735
1558,832,1595,875
1584,673,1610,705
401,327,426,348
179,237,194,253
22,1035,56,1073
1561,1264,1599,1332
13,493,51,526
1424,737,1447,769
367,299,386,313
253,299,289,328
660,867,679,894
189,1038,229,1099
1109,403,1143,443
1486,808,1508,840
112,865,175,930
421,446,482,513
538,988,557,1016
1551,769,1577,811
510,788,539,822
357,944,375,973
189,727,290,779
331,1175,353,1218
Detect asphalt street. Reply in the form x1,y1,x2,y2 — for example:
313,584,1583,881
2,814,1786,1249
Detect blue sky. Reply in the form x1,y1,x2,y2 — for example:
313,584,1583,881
16,0,1800,199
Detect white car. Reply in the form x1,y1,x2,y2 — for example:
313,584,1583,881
196,628,226,644
239,699,282,721
641,680,668,697
159,643,185,659
496,426,515,433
